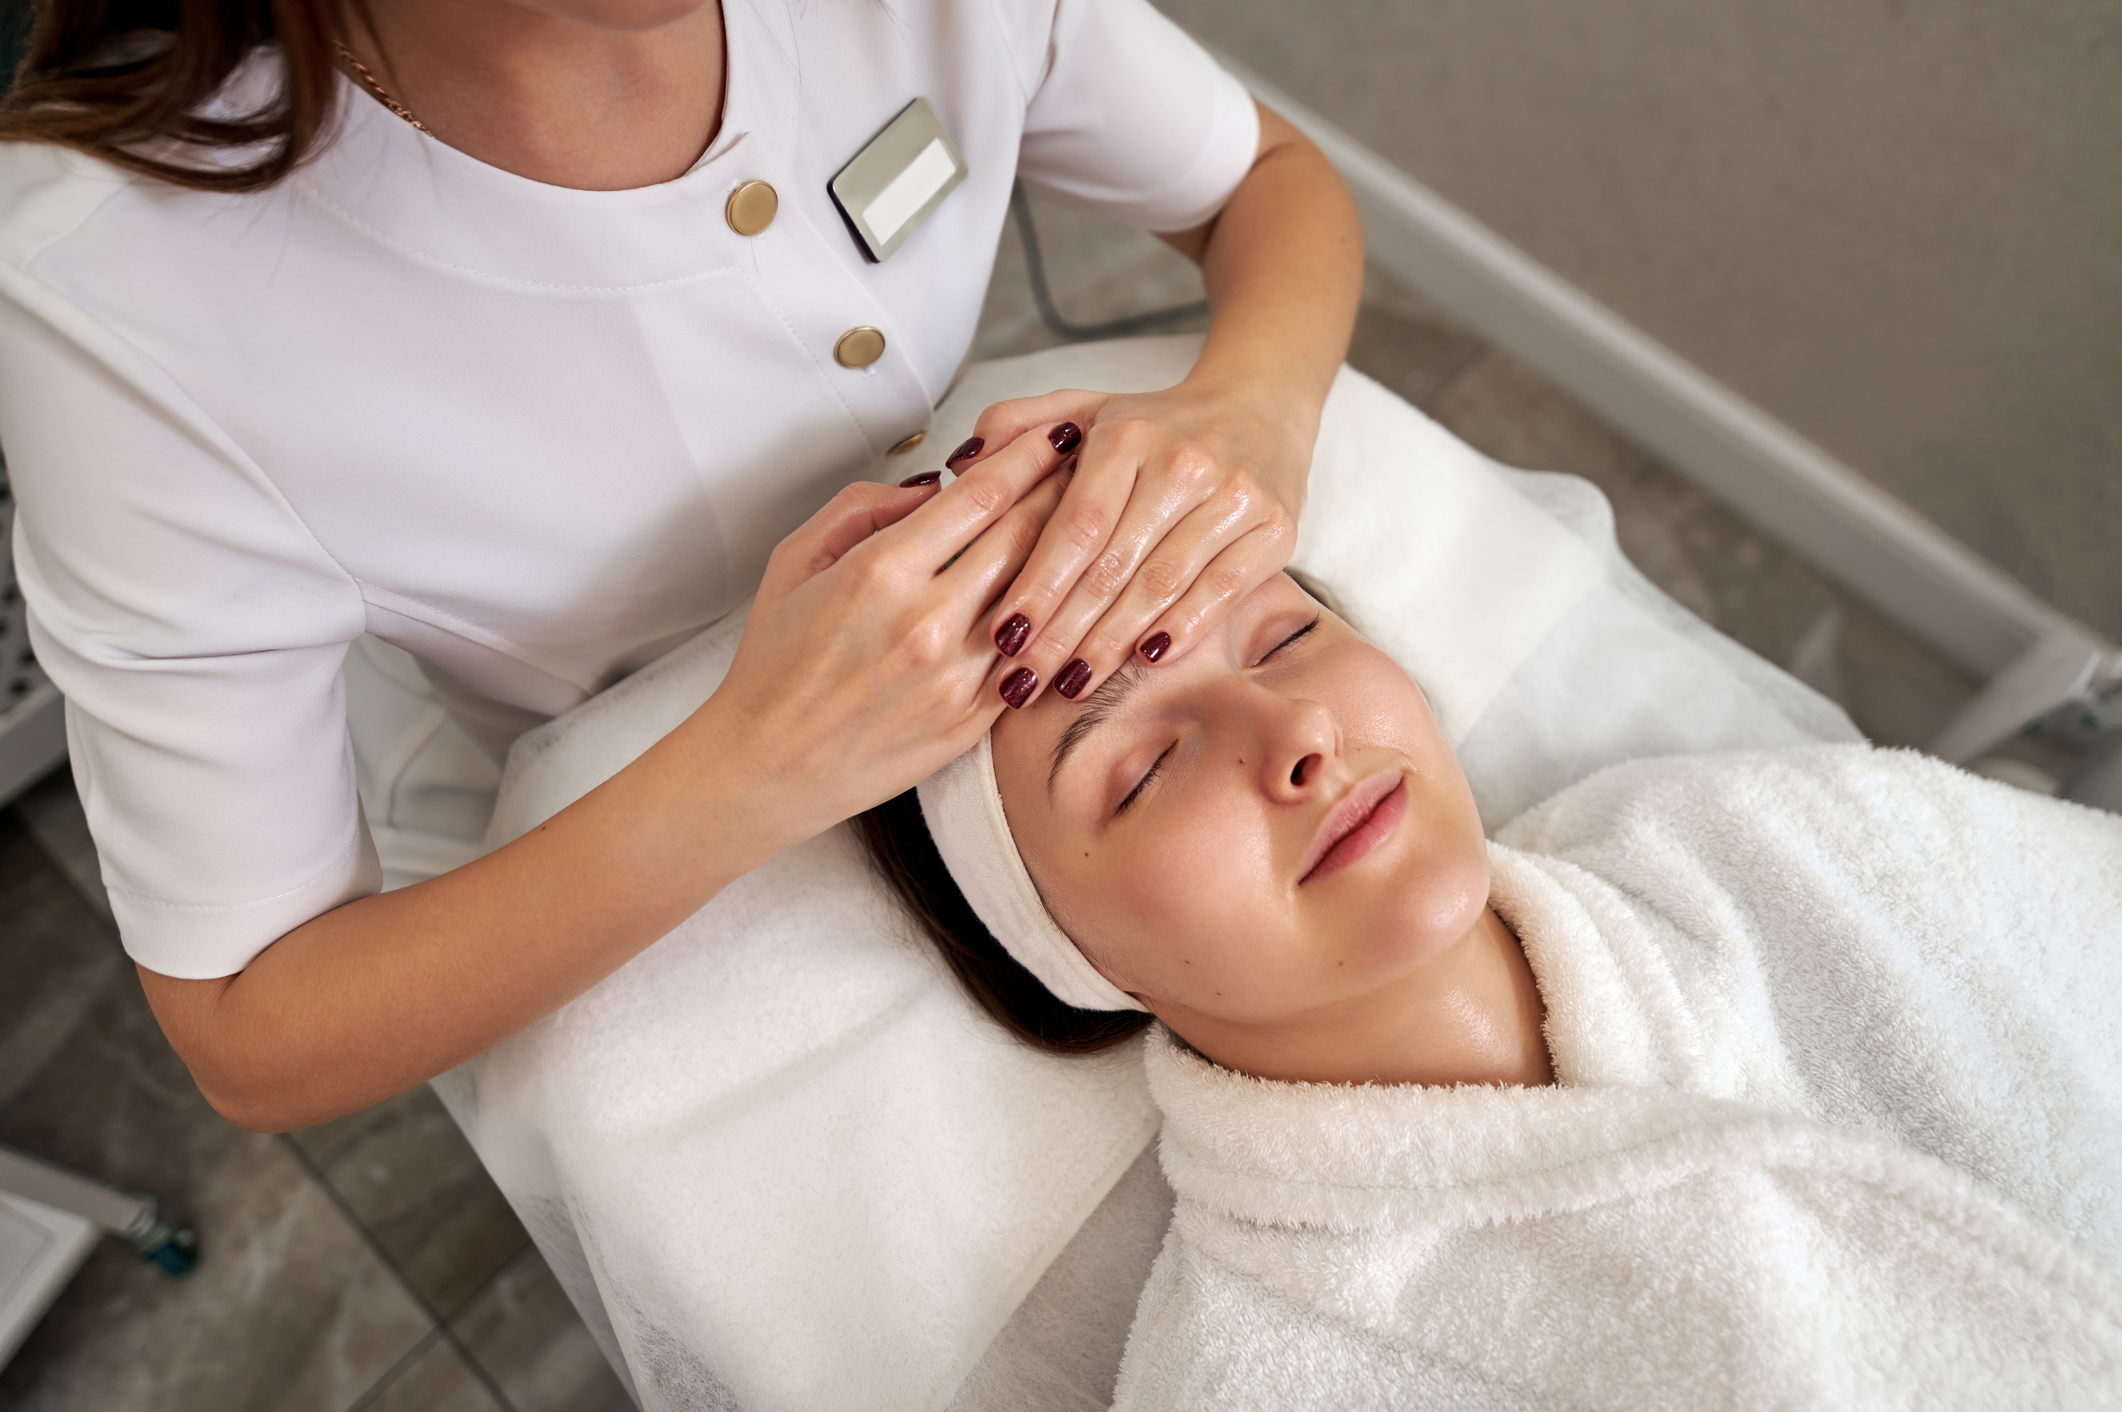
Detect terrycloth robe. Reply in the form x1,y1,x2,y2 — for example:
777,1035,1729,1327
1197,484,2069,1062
1112,745,2122,1410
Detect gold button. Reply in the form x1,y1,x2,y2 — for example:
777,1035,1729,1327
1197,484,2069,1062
725,180,778,236
834,326,887,369
888,431,927,455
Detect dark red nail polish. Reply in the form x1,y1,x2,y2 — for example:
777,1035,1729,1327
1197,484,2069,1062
1048,422,1082,454
1056,659,1092,699
897,471,941,487
946,436,984,464
994,612,1032,656
1000,667,1038,709
1139,631,1172,663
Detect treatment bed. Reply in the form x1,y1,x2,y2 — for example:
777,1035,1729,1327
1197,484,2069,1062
399,335,1857,1410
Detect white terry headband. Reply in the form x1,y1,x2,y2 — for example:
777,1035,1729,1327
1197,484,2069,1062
917,735,1149,1013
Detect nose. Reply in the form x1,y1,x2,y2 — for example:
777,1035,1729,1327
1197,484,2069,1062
1256,693,1341,803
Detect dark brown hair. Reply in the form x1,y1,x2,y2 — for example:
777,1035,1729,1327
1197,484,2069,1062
856,788,1154,1057
0,0,354,192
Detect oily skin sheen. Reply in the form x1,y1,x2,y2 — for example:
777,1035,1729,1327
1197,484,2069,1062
990,575,1553,1088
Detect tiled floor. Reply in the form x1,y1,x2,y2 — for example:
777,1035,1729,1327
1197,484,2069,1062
0,190,1983,1410
0,773,632,1412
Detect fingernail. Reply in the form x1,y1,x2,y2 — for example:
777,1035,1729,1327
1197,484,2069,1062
1000,667,1038,709
946,436,983,464
897,471,941,487
1056,659,1093,699
1048,422,1082,454
1139,631,1172,664
994,612,1032,656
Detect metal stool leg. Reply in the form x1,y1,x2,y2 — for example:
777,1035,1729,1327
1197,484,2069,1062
0,1146,198,1276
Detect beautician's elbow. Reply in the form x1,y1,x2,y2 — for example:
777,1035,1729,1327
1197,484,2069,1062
194,1059,356,1134
195,1081,293,1134
186,1054,324,1133
136,963,332,1133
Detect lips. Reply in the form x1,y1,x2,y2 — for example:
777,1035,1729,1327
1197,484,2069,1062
1298,772,1408,885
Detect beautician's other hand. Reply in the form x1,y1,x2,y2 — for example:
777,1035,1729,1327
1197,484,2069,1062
956,102,1361,708
701,428,1075,849
954,379,1312,708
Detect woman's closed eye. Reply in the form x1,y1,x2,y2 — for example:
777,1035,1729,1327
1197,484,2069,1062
1116,743,1174,816
1113,616,1321,816
1256,615,1320,666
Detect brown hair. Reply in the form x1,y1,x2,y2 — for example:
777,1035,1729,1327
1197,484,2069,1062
0,0,356,192
856,788,1154,1057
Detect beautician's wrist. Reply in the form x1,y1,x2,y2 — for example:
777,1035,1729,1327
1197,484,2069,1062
659,693,813,874
1176,368,1324,497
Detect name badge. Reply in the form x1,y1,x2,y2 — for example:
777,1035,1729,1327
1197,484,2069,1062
829,98,968,263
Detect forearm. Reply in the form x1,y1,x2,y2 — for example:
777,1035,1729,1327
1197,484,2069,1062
141,456,1071,1133
141,692,786,1132
1172,104,1364,450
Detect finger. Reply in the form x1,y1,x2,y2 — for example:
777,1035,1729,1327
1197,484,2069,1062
1003,495,1255,708
764,479,944,593
1136,522,1295,667
986,426,1222,664
945,388,1111,472
890,420,1085,566
938,466,1073,615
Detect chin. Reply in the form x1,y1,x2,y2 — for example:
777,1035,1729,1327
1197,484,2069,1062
1377,842,1491,966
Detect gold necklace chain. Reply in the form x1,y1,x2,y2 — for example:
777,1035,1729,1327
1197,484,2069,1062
333,40,430,134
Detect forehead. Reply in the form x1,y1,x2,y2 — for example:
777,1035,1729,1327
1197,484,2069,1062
991,574,1319,777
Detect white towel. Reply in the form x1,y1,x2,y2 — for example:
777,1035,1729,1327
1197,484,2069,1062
1114,745,2122,1410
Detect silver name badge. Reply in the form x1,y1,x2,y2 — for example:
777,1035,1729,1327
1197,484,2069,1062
829,98,968,263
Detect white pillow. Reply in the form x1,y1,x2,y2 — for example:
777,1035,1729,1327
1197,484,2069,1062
443,335,1854,1412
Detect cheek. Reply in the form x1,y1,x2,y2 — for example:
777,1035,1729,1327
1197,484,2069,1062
1053,800,1287,1002
1369,795,1490,954
1327,653,1443,757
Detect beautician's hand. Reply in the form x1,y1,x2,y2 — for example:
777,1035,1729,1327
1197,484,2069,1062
958,101,1363,709
701,428,1076,847
952,380,1313,707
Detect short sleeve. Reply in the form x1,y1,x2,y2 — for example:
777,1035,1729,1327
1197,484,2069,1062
1013,0,1260,233
0,270,378,979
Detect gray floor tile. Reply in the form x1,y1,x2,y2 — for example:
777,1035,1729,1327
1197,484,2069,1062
11,765,113,926
1834,601,1986,754
451,1246,633,1412
1343,269,1488,410
0,818,437,1412
291,1085,529,1318
972,189,1208,365
354,1332,507,1412
1425,348,1978,747
0,811,124,1114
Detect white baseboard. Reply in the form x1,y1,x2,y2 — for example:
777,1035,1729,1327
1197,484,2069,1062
1221,58,2106,682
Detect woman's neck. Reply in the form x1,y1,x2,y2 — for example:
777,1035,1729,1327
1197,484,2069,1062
350,0,726,190
1163,906,1554,1088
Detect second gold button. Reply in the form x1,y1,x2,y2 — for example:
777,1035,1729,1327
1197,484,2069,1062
725,180,778,236
834,326,887,369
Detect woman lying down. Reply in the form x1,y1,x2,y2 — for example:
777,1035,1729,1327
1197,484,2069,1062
858,571,2122,1409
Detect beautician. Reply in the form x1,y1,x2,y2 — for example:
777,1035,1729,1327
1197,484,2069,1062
0,0,1361,1130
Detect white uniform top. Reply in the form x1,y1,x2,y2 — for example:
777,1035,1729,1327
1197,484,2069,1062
0,0,1258,979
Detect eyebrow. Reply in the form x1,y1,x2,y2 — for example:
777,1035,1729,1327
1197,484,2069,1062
1047,659,1149,795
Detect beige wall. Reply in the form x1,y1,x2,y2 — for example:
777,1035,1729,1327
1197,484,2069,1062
1162,0,2122,641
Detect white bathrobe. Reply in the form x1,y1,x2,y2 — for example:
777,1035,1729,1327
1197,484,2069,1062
1113,745,2122,1410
